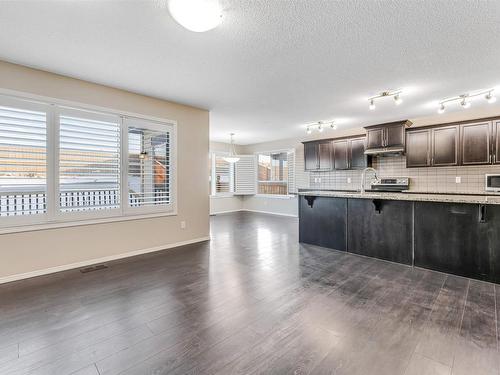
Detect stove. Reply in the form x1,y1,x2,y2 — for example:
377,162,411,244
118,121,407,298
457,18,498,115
371,177,410,192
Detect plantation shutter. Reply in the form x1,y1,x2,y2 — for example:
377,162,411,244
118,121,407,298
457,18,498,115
287,150,296,194
125,117,173,211
214,155,233,194
58,108,121,213
234,155,256,195
0,98,48,217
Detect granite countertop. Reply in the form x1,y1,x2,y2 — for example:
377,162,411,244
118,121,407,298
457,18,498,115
298,190,500,205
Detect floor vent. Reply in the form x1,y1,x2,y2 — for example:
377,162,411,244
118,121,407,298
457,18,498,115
80,264,108,274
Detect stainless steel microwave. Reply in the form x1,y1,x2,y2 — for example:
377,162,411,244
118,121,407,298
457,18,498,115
486,174,500,192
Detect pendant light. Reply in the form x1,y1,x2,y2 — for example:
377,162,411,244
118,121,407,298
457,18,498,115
222,133,240,163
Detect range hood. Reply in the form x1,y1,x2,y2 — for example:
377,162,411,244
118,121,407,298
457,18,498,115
364,145,405,155
363,120,412,156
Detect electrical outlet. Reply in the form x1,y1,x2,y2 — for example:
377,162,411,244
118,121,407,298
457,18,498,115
455,176,461,184
180,221,186,229
347,177,352,184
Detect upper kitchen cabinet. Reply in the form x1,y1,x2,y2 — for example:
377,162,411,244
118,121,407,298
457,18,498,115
333,137,370,170
431,125,459,166
364,120,412,155
494,120,500,164
461,121,491,165
406,129,430,167
349,137,370,169
303,140,332,171
406,125,458,167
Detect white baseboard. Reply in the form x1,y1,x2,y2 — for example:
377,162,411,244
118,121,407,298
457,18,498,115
0,236,210,285
210,209,243,215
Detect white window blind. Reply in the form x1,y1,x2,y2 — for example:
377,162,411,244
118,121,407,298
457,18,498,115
234,155,256,195
0,100,47,217
213,155,233,194
126,119,172,210
59,109,121,213
287,151,296,194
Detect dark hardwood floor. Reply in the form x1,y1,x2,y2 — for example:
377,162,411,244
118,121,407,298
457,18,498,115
0,211,499,375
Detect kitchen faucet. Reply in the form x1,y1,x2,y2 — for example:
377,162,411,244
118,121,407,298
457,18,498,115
360,167,378,194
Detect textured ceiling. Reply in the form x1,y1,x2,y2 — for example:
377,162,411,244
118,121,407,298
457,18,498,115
0,0,500,144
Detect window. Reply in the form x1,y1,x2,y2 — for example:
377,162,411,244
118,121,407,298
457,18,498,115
126,118,172,212
0,93,176,230
59,109,121,213
210,153,234,195
257,151,289,195
0,98,48,218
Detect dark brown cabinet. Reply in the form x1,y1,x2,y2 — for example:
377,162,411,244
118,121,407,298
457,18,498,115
406,125,458,167
303,140,332,171
406,130,430,167
461,121,491,165
431,125,459,166
365,120,410,151
304,136,368,171
332,140,349,170
349,137,368,169
494,121,500,164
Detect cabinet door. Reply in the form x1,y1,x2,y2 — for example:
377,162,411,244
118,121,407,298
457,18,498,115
318,141,332,170
304,142,318,170
406,130,430,167
385,124,405,148
349,137,367,169
366,128,384,149
347,199,413,264
493,121,500,164
299,196,347,251
333,140,349,170
414,202,491,281
431,126,458,166
461,121,491,165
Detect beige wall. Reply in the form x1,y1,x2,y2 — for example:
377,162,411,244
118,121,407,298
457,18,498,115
0,61,209,281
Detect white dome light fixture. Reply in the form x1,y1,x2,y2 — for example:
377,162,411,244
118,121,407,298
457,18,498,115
168,0,223,33
222,133,240,164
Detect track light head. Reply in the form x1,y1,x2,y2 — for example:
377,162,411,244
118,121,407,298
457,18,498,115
461,98,471,109
369,99,376,110
330,122,336,130
438,103,445,114
486,92,497,104
394,94,402,105
306,127,311,134
318,124,323,132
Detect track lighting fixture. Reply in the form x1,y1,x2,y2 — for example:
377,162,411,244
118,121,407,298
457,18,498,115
486,91,497,104
369,99,375,110
368,90,402,110
305,121,336,134
438,88,496,113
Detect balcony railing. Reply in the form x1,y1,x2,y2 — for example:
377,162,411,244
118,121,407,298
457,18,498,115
0,188,167,216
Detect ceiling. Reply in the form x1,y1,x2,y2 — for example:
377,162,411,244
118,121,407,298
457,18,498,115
0,1,500,145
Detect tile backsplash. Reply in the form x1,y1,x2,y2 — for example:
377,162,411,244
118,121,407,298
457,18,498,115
308,155,500,194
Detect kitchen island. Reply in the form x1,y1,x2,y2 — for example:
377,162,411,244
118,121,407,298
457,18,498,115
298,191,500,283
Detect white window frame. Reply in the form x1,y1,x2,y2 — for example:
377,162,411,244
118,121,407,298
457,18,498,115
0,89,177,234
209,151,234,197
255,149,294,198
122,117,176,216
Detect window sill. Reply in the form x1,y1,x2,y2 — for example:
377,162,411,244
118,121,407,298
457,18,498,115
210,194,236,199
0,210,178,235
254,194,296,200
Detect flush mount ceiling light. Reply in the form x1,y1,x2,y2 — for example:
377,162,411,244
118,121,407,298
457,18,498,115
305,121,336,134
437,89,496,114
368,89,403,110
168,0,223,32
222,133,240,163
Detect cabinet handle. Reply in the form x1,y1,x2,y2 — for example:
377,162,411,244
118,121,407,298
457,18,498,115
479,204,487,223
490,154,492,164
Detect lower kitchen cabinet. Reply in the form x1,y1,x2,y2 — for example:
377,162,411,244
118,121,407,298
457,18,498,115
299,196,347,251
414,202,500,282
347,199,413,264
